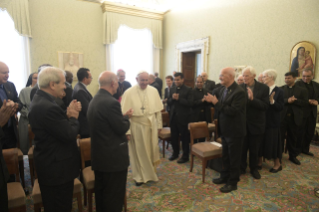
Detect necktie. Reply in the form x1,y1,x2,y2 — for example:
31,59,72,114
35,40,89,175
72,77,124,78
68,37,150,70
221,88,228,102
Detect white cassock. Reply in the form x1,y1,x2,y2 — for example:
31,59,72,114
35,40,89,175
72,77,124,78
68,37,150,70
121,85,163,183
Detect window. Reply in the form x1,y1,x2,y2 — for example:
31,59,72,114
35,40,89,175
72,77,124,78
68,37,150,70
0,10,30,93
111,25,153,86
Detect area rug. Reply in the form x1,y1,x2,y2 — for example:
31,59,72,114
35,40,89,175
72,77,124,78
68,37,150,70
24,143,319,212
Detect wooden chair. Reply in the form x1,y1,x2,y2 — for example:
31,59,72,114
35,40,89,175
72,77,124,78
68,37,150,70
79,138,127,212
158,111,171,158
31,157,83,212
27,125,35,186
15,122,26,189
189,122,222,183
3,148,26,212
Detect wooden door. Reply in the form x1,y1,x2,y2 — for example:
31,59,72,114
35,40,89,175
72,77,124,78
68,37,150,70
182,52,196,88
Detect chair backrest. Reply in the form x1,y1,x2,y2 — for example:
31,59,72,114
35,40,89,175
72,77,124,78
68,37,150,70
79,138,91,170
28,124,35,147
189,122,210,145
3,148,20,182
210,107,215,123
162,111,170,127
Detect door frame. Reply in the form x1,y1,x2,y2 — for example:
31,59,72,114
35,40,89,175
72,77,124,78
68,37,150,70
175,37,210,75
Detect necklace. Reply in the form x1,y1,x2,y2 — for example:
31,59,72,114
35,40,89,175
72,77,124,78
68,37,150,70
137,88,147,113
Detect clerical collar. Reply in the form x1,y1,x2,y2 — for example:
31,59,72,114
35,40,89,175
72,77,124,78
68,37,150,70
288,85,294,88
304,81,312,85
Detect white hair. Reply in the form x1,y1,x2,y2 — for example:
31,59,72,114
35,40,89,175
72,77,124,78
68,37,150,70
136,71,149,78
263,69,277,81
38,67,65,89
242,66,256,76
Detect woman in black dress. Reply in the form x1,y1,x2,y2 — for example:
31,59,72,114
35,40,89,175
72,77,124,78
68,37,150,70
258,69,284,173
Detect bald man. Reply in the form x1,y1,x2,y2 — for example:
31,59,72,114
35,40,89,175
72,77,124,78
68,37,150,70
257,73,263,83
237,75,244,85
87,71,132,212
201,72,216,92
205,67,246,193
0,62,22,149
149,74,161,96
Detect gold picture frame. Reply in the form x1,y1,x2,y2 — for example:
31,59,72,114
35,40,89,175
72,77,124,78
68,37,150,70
289,41,316,78
58,51,84,81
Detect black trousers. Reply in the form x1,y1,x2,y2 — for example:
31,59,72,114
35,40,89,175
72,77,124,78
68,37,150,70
39,180,74,212
170,115,190,159
1,126,17,149
241,132,263,171
280,114,299,158
0,164,8,212
300,115,316,153
94,169,127,212
220,136,244,185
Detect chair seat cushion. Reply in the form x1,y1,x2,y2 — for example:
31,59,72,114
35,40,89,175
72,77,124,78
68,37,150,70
73,178,82,193
32,179,42,204
7,182,26,208
28,146,34,159
192,142,222,157
208,123,215,131
83,166,95,190
159,127,171,139
17,149,23,161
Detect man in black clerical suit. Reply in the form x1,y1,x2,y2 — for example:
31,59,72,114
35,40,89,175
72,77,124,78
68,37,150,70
87,71,132,212
192,76,211,124
113,69,132,100
72,68,93,138
0,62,22,149
29,67,81,212
31,64,73,110
155,72,163,96
281,72,308,165
149,74,161,97
240,66,269,180
201,72,216,92
295,68,319,156
0,100,16,212
168,72,193,163
205,67,246,193
163,75,174,113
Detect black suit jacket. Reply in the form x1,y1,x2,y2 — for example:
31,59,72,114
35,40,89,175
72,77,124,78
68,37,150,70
168,84,193,125
72,82,92,138
113,81,132,100
0,128,10,189
150,81,161,97
0,81,23,141
87,89,130,172
155,77,163,96
241,80,269,135
295,80,319,118
31,83,73,111
29,90,80,186
192,88,211,123
164,86,173,112
204,79,216,92
213,82,246,138
266,87,284,128
280,84,308,126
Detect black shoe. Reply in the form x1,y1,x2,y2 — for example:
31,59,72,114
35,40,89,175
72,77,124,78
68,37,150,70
269,166,282,173
289,157,301,165
177,158,189,163
212,178,228,184
302,151,314,156
240,169,246,175
257,165,262,170
135,182,144,186
250,169,261,179
219,184,237,193
169,155,179,161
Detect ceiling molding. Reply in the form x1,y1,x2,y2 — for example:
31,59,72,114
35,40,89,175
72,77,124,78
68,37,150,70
101,1,164,20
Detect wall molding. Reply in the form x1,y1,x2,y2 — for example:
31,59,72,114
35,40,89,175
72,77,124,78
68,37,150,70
101,1,164,20
176,37,210,74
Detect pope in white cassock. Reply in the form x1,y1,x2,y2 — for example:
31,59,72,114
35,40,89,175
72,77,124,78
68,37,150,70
121,71,163,186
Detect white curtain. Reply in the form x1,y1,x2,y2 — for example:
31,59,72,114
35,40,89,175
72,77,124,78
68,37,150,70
107,25,154,86
0,10,31,93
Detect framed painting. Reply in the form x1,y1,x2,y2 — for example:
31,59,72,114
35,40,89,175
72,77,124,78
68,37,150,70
289,41,316,78
58,52,83,81
234,65,246,79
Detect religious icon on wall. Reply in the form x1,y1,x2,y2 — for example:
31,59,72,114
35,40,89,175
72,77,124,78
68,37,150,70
58,52,83,81
290,41,316,78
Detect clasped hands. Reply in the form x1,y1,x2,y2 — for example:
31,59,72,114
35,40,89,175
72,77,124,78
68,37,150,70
288,95,297,104
67,100,81,119
0,100,17,127
172,93,179,100
309,99,318,106
204,93,218,105
124,108,134,118
269,92,275,104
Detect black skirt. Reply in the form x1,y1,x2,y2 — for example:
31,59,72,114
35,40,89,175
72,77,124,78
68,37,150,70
260,128,282,160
